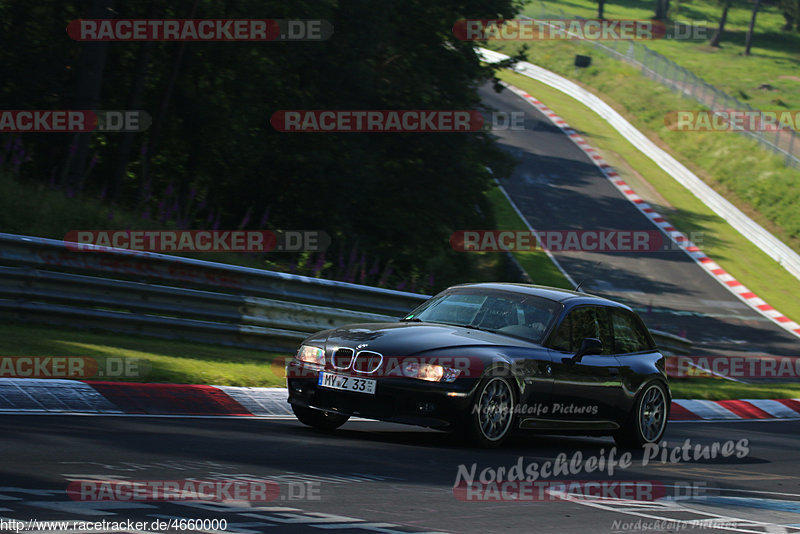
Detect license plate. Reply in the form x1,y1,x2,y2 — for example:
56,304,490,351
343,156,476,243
318,372,376,395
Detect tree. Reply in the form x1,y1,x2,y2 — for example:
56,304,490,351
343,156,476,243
779,0,799,30
710,0,734,47
744,0,762,55
0,0,522,285
654,0,670,20
61,0,116,192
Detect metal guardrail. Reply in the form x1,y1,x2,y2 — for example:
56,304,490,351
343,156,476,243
0,233,426,352
0,232,691,354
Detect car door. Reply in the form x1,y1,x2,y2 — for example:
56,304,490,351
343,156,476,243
545,305,626,425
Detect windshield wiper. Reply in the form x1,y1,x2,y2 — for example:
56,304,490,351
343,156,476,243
461,323,497,334
400,317,423,322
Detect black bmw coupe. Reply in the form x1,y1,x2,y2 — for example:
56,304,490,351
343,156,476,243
286,283,670,448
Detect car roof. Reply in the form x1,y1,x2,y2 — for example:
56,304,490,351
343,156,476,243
448,282,632,311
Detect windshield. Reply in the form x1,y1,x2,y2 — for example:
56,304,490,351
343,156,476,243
404,289,562,344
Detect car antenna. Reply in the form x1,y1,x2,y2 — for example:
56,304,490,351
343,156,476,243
573,261,603,293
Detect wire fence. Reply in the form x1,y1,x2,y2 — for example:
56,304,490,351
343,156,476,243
530,2,800,169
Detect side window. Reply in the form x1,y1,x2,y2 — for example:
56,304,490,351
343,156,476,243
549,313,571,352
570,307,599,350
611,309,652,353
549,306,612,354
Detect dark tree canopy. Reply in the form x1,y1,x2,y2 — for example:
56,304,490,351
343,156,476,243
0,0,522,290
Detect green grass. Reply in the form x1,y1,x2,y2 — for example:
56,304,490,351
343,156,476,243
0,171,280,271
488,39,800,249
670,377,800,401
5,320,799,400
0,322,290,386
492,67,800,323
528,0,800,110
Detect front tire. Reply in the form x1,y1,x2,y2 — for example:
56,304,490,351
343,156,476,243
463,376,516,448
291,404,350,431
614,382,669,449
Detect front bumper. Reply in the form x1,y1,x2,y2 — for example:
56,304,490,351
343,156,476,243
286,359,478,429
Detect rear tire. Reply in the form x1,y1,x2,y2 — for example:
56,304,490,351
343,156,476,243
614,382,668,449
291,404,350,431
463,376,516,448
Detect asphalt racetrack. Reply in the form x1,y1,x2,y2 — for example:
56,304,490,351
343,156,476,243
479,83,800,358
0,415,798,533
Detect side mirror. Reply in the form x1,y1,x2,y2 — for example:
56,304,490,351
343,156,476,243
572,338,603,362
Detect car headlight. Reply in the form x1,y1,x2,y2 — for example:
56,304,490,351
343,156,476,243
296,345,325,367
402,361,461,382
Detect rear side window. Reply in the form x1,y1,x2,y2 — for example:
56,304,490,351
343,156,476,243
548,306,613,354
611,309,653,353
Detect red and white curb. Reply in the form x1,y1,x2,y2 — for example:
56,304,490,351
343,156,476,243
502,82,800,340
1,379,799,422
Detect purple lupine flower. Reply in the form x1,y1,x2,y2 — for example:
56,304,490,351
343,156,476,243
108,209,114,221
164,182,174,197
312,253,326,277
368,258,380,276
238,208,251,229
142,209,150,220
88,152,98,172
347,243,358,268
427,272,434,289
212,213,221,230
396,280,407,291
258,207,270,228
99,182,107,200
378,266,393,287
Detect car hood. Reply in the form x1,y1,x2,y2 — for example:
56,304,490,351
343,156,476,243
317,321,539,356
